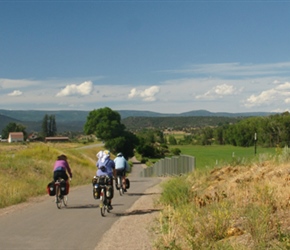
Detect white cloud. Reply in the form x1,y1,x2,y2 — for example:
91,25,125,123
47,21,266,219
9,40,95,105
128,88,138,98
2,62,290,113
245,89,277,107
56,81,93,97
128,86,160,102
196,84,240,100
275,82,290,90
243,82,290,108
8,90,23,96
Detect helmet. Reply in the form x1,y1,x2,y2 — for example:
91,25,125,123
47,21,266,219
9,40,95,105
117,152,123,157
104,150,110,155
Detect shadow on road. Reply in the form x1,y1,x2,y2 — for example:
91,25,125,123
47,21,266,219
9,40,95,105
65,204,99,209
127,192,160,197
129,180,149,183
114,208,161,217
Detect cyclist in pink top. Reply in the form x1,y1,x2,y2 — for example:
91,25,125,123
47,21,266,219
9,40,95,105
53,154,73,182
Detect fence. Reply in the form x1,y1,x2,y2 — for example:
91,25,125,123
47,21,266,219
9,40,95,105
140,155,195,177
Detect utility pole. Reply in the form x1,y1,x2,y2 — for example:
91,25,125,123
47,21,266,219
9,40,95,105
254,133,257,155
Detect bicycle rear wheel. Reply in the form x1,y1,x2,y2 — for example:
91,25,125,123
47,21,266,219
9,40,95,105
100,188,106,217
62,195,68,206
56,186,62,209
117,176,123,196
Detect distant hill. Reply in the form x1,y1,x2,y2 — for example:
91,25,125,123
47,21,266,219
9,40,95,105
0,114,22,133
0,109,277,134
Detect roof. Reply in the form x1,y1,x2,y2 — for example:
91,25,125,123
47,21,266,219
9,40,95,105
9,132,24,138
45,136,69,140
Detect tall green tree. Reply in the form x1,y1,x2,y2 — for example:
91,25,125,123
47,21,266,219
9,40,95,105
42,114,57,137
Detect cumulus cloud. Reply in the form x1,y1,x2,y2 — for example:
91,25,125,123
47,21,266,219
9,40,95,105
275,82,290,90
196,84,239,100
128,88,138,98
245,89,278,107
56,81,93,97
8,90,23,96
128,86,160,102
244,81,290,108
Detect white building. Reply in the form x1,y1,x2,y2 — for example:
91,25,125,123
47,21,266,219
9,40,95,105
8,132,24,143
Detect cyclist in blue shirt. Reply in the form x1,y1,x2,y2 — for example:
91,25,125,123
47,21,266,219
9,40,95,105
114,152,129,192
96,150,116,210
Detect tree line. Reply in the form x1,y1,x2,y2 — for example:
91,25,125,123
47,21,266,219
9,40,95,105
2,108,289,160
178,112,290,148
1,114,57,140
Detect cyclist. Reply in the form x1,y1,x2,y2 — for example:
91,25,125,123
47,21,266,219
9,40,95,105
114,152,129,192
53,154,72,182
52,154,72,200
96,150,116,210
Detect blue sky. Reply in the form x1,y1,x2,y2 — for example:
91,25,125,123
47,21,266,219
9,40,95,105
1,0,290,114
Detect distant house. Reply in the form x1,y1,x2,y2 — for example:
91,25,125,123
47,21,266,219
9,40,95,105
45,136,69,142
8,132,24,143
26,132,40,142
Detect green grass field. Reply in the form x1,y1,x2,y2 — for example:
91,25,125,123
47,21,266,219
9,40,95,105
170,144,276,170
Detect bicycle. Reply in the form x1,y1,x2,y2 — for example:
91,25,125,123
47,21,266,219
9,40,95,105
116,169,127,196
55,178,68,209
116,174,126,195
97,175,113,217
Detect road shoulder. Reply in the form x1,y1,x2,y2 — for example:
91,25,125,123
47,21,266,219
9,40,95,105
94,180,163,250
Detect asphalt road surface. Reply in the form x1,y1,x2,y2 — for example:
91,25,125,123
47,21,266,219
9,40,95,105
0,160,160,250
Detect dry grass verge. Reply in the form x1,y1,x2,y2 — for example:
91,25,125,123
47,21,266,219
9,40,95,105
154,152,290,249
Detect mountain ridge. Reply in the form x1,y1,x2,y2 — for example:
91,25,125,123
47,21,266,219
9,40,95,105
0,109,275,121
0,109,277,134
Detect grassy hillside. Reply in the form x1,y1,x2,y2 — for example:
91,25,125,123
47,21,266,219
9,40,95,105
0,142,104,208
154,146,290,249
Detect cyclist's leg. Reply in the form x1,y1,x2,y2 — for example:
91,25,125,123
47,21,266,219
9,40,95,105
116,169,122,188
108,176,114,210
122,170,127,191
57,171,68,198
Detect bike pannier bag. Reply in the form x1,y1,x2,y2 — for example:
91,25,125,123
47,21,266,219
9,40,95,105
125,178,130,189
47,181,56,196
60,180,69,195
106,185,114,199
93,184,101,199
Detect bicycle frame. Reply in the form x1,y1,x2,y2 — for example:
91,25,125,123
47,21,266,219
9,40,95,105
55,178,68,209
116,169,126,196
116,175,125,195
99,184,110,216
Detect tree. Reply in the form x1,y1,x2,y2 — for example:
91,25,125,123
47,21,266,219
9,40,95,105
84,107,138,157
42,114,57,137
105,131,139,159
84,107,125,141
168,135,177,145
1,122,27,139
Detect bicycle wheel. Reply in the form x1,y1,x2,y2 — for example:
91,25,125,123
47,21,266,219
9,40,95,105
100,188,106,217
118,177,123,196
62,195,68,206
56,186,62,209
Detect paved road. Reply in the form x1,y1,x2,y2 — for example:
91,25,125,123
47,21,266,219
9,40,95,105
0,160,160,250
